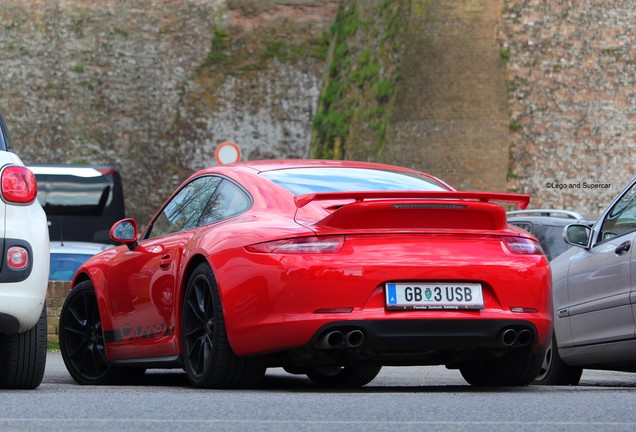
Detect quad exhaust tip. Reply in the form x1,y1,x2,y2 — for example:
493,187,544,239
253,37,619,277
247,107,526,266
315,329,365,350
499,328,534,348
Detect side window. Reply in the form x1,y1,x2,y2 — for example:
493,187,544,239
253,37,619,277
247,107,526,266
148,176,222,239
510,222,533,234
0,114,9,151
0,125,5,150
599,183,636,243
197,180,251,226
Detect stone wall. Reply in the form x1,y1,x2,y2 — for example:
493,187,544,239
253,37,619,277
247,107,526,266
0,0,336,223
383,0,510,192
1,0,633,221
500,0,636,215
46,280,70,343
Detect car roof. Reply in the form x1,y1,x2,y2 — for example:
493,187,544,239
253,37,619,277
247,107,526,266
49,241,113,255
507,209,585,219
198,159,454,190
508,216,578,227
28,165,120,177
507,209,597,227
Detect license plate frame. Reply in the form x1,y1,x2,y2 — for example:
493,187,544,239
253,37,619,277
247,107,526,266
385,282,484,310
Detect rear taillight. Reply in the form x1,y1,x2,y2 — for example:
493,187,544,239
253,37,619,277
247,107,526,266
6,246,28,270
1,165,38,204
502,236,544,255
246,236,345,254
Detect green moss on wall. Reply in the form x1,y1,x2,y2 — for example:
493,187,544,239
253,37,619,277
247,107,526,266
196,23,329,79
310,0,408,160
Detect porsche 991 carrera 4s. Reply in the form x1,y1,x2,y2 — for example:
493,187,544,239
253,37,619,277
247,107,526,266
59,160,552,388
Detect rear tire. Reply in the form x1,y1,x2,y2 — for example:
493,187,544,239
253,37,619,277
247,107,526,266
533,334,582,385
0,305,47,389
459,348,542,386
181,262,265,389
306,365,382,388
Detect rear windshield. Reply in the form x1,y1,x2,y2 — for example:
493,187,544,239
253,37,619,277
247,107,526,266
49,253,93,281
29,165,126,243
261,168,449,195
34,168,118,215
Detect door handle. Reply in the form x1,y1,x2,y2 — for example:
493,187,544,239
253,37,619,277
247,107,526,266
615,241,631,255
557,309,569,318
159,254,172,269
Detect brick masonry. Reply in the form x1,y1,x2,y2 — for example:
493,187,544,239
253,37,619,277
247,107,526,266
383,0,510,192
46,280,71,343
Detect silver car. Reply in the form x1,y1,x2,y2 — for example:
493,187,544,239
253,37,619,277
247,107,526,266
536,177,636,385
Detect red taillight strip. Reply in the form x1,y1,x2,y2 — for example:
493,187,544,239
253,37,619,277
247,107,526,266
246,235,345,254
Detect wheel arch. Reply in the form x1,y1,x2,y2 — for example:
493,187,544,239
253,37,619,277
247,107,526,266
71,269,114,334
72,271,91,287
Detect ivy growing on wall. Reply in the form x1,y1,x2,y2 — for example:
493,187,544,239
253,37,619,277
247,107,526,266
310,0,408,160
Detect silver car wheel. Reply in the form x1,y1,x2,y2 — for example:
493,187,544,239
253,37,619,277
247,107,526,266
535,338,553,381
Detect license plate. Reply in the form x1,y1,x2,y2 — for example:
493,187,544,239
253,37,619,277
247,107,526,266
385,282,484,310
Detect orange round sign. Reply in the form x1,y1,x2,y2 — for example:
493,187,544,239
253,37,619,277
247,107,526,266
215,142,241,165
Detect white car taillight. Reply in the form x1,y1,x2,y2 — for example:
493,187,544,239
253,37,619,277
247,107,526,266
246,236,345,254
7,246,29,270
1,165,38,204
502,236,544,255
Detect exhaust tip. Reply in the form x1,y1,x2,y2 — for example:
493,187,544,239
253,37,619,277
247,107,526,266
325,331,345,347
345,330,364,348
315,330,345,349
517,329,533,346
500,328,518,347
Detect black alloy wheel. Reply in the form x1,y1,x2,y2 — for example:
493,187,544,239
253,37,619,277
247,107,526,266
182,268,216,380
181,262,265,389
60,281,124,385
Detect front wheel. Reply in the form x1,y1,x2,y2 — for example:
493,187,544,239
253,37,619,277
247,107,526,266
0,305,47,389
459,348,542,386
181,262,265,389
306,365,382,388
533,334,582,385
60,281,139,385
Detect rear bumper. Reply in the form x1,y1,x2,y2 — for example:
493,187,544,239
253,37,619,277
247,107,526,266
281,318,550,367
311,319,539,352
0,202,50,334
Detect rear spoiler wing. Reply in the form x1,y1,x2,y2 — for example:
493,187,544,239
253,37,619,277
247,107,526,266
294,191,530,210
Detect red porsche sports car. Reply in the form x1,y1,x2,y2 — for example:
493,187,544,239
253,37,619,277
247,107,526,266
59,160,552,388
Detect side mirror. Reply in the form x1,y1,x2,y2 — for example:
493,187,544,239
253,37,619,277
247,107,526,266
110,218,138,250
564,223,591,248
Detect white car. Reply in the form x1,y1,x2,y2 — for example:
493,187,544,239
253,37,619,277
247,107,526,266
49,241,112,281
0,113,50,389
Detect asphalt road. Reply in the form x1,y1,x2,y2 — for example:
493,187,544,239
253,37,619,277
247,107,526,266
2,351,636,432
